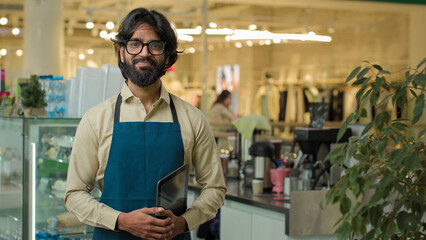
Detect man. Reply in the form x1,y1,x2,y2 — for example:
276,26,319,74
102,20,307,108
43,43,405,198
65,8,226,240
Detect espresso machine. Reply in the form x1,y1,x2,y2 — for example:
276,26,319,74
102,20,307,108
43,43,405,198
291,127,352,189
248,141,275,189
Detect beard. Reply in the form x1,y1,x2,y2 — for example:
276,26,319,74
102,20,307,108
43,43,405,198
121,55,167,87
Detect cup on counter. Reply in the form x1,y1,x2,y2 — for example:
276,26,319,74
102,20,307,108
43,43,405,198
252,179,264,195
270,168,291,193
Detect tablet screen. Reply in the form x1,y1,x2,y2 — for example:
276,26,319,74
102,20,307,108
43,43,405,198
156,164,189,216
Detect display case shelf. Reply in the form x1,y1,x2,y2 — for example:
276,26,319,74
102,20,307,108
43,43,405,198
0,117,95,240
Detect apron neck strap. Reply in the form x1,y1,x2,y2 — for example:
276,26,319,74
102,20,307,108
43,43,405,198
114,93,179,123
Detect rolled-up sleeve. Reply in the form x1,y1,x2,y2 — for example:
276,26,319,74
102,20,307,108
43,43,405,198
181,113,227,230
64,113,120,230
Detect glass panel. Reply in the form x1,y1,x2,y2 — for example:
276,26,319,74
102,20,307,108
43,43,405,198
22,118,97,237
0,117,24,239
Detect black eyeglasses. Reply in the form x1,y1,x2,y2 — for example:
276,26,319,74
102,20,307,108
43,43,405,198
124,39,166,55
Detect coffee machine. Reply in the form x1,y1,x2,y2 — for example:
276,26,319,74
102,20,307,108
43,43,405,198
249,141,274,189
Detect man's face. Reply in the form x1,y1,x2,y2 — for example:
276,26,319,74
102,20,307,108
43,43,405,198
120,23,167,87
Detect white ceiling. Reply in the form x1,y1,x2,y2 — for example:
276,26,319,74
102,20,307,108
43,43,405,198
1,0,425,49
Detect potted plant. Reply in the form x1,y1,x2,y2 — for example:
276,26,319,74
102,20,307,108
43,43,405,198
21,74,48,117
324,58,425,239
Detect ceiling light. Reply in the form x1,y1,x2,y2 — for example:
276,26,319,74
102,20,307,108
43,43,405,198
78,53,86,60
188,47,196,54
0,49,7,56
11,28,20,36
206,28,233,35
229,30,332,42
249,24,257,31
106,21,115,30
86,21,95,29
235,42,243,48
108,32,117,40
99,30,108,39
265,39,272,45
87,49,94,55
209,22,217,28
246,40,253,47
177,34,194,42
272,37,281,44
0,17,8,25
16,49,23,57
176,28,202,35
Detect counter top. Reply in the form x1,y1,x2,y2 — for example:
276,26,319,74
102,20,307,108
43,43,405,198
189,177,290,213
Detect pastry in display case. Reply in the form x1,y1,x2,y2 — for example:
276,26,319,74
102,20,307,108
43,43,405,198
0,116,98,240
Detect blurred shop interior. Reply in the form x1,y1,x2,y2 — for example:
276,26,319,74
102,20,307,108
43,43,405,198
0,0,425,239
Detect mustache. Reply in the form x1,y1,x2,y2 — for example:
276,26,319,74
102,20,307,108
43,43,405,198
132,58,157,66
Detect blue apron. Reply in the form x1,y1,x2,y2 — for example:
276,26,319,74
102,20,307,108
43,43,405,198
93,93,191,240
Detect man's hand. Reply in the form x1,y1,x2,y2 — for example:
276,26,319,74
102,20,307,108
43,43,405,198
156,209,188,239
116,207,173,240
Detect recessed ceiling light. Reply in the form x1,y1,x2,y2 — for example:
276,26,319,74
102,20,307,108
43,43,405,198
0,17,8,25
12,28,20,36
106,21,115,30
86,22,95,29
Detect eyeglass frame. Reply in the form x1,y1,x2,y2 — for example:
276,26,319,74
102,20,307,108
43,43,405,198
122,39,167,56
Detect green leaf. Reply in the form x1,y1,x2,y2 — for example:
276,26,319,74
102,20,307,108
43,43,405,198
336,221,351,240
358,67,371,80
337,116,351,142
374,112,385,130
378,70,391,75
402,74,414,88
418,128,426,139
346,66,362,83
381,217,395,240
363,230,376,240
410,89,418,98
377,94,391,107
353,77,369,86
375,76,384,88
405,155,421,171
370,88,380,106
369,187,385,206
414,73,425,87
372,64,383,71
378,173,394,189
340,196,352,214
394,182,406,195
377,138,389,156
353,153,369,163
391,122,408,131
416,57,426,69
361,88,374,104
397,211,417,234
351,215,364,234
356,84,369,99
411,94,424,124
394,134,403,145
368,205,383,228
325,144,345,161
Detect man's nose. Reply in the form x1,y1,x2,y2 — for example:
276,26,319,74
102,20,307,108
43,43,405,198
138,45,150,57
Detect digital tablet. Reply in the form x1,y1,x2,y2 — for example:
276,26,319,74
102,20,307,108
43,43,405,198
156,164,189,216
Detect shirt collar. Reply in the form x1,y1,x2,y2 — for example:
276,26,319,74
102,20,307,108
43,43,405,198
120,80,171,105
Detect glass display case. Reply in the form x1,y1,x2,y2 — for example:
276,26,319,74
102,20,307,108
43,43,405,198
0,116,97,240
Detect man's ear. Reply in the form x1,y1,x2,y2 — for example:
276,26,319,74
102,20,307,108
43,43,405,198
120,46,125,63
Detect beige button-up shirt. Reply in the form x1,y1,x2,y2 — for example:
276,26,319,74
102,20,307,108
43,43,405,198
65,83,226,231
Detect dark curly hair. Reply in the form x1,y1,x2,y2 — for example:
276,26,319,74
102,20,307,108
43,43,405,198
112,8,179,79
